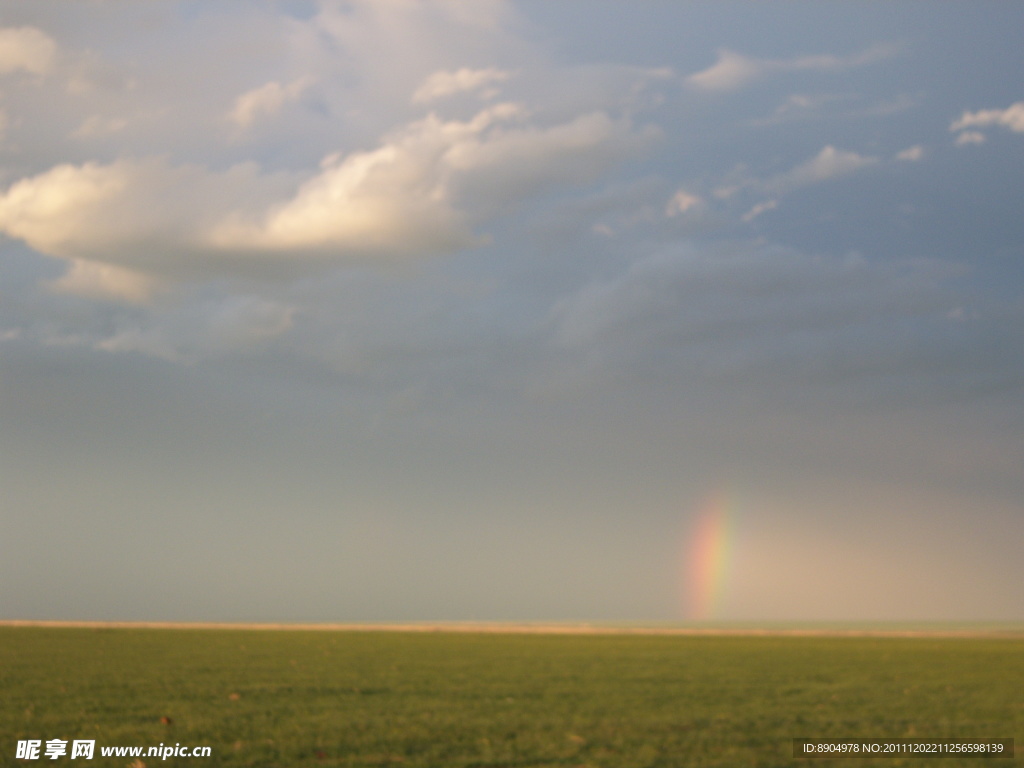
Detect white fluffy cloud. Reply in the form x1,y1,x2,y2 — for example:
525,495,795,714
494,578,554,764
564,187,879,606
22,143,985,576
213,103,650,253
229,77,312,129
0,26,56,76
665,189,703,217
714,145,878,207
0,2,662,304
686,49,762,92
686,44,894,92
209,110,484,256
0,157,265,271
412,67,510,103
767,145,877,193
895,145,924,162
954,131,985,146
49,260,157,304
0,100,651,297
741,199,778,222
950,101,1024,134
954,130,987,145
301,0,519,130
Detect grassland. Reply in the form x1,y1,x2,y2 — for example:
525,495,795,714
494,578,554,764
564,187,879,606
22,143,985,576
1,626,1021,767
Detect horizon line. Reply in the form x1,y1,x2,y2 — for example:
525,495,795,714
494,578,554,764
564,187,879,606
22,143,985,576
2,620,1023,638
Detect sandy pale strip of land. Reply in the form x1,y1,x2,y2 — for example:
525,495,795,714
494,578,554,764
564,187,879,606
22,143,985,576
1,621,1022,638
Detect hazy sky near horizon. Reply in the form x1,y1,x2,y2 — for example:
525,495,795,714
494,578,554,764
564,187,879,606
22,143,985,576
1,1,1022,623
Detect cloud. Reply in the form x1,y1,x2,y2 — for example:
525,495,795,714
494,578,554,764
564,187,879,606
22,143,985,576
766,145,877,193
950,101,1024,134
747,93,843,126
0,3,663,306
71,115,129,139
686,49,763,92
48,259,157,304
92,295,296,363
303,0,519,128
213,102,649,251
229,77,312,129
665,190,703,217
895,145,924,162
543,243,991,404
711,146,877,212
0,159,163,260
209,115,481,256
412,67,510,103
0,26,57,76
686,44,894,92
954,131,985,146
441,108,656,212
549,244,953,351
0,157,262,270
0,101,651,296
741,199,778,222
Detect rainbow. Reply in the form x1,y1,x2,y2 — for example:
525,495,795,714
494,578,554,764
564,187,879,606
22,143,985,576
685,492,735,621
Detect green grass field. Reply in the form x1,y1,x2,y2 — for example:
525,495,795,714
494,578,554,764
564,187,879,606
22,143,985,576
1,627,1021,767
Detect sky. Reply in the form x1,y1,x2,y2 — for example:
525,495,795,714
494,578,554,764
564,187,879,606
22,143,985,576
1,1,1022,624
